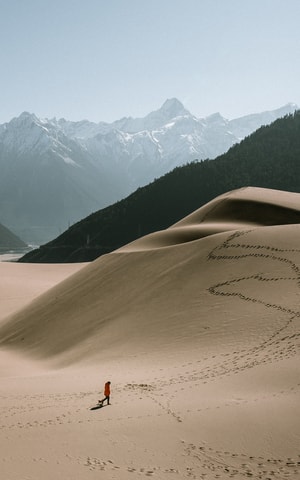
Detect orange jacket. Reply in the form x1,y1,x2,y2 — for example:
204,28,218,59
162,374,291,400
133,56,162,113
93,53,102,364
104,382,110,396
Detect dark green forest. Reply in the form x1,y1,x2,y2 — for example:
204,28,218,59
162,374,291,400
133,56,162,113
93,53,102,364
20,111,300,263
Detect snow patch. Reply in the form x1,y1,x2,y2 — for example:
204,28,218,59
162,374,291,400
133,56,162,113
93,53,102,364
57,153,79,167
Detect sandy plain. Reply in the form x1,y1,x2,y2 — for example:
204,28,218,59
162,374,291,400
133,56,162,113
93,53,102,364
0,187,299,480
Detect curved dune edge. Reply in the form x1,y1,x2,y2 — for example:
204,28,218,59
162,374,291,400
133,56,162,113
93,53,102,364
117,186,300,252
117,222,256,252
0,186,298,365
0,187,299,478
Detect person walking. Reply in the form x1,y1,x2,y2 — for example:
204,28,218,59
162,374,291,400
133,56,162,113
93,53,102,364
99,381,111,406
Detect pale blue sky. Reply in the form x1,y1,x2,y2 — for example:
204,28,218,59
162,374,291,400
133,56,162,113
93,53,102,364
0,0,299,123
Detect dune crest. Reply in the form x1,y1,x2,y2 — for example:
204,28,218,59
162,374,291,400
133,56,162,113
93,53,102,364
118,186,300,252
0,187,299,479
0,186,299,363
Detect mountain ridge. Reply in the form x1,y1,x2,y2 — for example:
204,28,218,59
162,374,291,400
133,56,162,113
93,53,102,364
20,110,300,263
0,100,297,244
0,222,27,252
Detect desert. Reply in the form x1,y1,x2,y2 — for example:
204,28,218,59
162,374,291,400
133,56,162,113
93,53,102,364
0,187,299,480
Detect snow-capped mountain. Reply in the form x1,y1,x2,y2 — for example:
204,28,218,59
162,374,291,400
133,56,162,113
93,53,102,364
0,113,126,244
53,98,298,182
0,99,297,244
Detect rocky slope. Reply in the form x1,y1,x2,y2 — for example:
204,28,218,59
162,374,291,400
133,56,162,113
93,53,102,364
0,99,297,244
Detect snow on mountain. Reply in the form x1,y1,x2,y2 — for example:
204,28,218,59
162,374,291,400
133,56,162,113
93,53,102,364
0,112,54,155
51,98,191,140
0,113,127,244
112,98,190,133
50,99,298,178
0,99,297,244
52,117,110,140
0,112,83,165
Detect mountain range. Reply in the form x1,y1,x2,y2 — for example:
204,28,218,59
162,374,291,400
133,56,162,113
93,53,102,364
0,99,297,244
0,222,27,252
20,110,300,263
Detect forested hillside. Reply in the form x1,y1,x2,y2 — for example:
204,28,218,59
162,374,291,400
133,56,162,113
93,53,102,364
20,111,300,263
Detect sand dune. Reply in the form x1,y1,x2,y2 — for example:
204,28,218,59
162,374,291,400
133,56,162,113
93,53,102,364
120,186,300,252
0,187,299,480
0,262,85,323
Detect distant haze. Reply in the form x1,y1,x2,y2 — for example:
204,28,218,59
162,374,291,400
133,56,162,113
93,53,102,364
0,0,299,124
0,100,295,245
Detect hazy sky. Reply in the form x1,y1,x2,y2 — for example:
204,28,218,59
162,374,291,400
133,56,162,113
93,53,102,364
0,0,299,123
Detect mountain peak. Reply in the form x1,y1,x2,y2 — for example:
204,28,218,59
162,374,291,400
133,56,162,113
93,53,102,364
111,98,191,133
159,98,189,117
16,111,39,122
19,111,36,118
8,111,42,131
274,103,298,115
205,112,226,123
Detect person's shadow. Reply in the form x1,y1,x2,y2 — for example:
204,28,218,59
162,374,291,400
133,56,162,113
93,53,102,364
90,403,104,411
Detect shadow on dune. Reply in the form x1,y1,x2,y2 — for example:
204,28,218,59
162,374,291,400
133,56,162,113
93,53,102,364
0,187,299,364
119,188,300,252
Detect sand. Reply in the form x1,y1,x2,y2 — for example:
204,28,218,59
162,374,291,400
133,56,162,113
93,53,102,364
0,261,85,323
0,187,299,480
